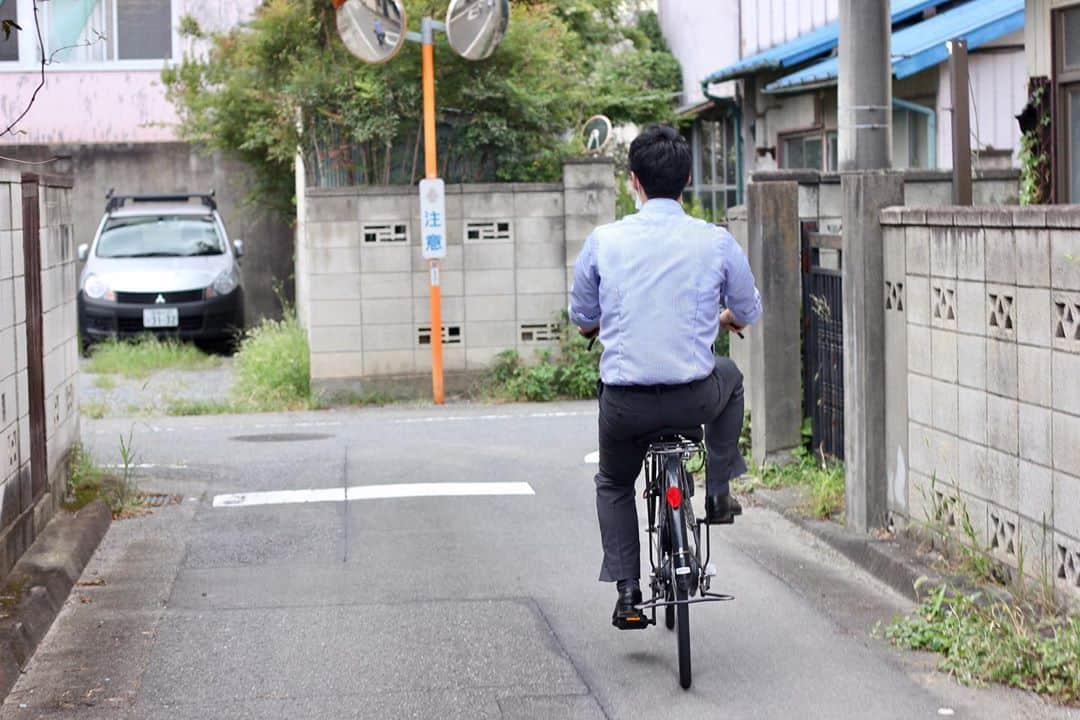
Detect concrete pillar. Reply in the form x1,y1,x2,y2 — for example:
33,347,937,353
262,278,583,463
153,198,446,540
842,172,903,531
838,0,891,171
562,157,615,293
745,180,802,466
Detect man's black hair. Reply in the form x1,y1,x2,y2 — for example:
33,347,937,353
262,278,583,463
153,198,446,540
628,125,691,200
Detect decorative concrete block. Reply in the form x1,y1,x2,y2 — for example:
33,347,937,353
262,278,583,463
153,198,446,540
907,324,932,376
356,273,410,300
930,279,957,330
1052,351,1080,416
958,440,990,498
464,295,515,323
985,228,1017,285
361,350,415,376
1015,228,1051,288
360,298,413,325
361,324,415,352
1051,230,1080,291
986,394,1018,454
906,225,930,276
309,326,363,354
986,283,1017,341
931,379,958,434
1051,292,1080,352
931,329,957,382
956,281,986,335
957,386,987,444
516,241,564,270
1019,402,1052,467
987,447,1020,508
1054,471,1080,539
463,243,514,271
930,226,957,278
516,268,565,295
1016,287,1052,347
955,226,984,281
909,372,933,426
466,321,517,348
906,275,930,326
1053,412,1080,477
1018,345,1052,406
360,245,412,273
986,338,1018,399
307,247,361,275
464,269,514,296
516,217,565,247
310,274,362,301
310,351,364,380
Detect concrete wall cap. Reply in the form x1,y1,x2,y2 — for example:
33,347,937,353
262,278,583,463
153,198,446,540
562,155,615,166
1044,205,1080,228
727,205,747,220
1011,207,1048,227
901,207,928,224
751,169,821,185
880,206,904,225
924,207,955,225
977,207,1014,227
950,206,984,227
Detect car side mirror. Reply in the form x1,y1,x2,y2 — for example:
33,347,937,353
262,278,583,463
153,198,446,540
77,243,89,262
233,239,244,258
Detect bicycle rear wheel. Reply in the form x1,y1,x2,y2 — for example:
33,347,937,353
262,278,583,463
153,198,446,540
675,584,691,689
664,587,675,630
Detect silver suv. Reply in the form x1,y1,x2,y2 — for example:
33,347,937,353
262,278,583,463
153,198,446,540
78,192,244,349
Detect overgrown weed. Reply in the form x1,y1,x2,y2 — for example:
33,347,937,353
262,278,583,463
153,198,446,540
85,336,219,378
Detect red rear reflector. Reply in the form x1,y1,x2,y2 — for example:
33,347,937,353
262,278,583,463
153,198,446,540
666,487,683,508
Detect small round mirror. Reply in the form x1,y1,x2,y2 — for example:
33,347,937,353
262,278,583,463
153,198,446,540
583,115,613,154
336,0,407,64
446,0,510,61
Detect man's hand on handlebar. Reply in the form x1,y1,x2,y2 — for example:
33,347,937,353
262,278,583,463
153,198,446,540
719,308,746,338
579,325,599,340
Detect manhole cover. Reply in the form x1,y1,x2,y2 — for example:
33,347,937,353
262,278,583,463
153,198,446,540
229,433,334,443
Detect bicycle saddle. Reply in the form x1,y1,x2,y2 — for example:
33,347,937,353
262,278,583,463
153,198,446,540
637,426,704,445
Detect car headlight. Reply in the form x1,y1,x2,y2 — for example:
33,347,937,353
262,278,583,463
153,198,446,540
207,267,239,298
82,274,113,301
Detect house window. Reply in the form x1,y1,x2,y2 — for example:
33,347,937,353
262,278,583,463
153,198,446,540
892,106,931,169
0,0,18,61
1055,5,1080,201
44,0,172,64
688,117,739,220
780,130,824,170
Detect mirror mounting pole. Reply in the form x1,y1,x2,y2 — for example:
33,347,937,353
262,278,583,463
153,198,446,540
421,16,445,405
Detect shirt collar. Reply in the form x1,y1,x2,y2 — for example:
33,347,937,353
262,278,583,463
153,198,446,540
637,198,685,216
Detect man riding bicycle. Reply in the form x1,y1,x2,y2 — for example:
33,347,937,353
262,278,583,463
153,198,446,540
569,125,763,627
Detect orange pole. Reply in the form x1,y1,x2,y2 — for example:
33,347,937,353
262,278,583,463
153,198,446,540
422,34,444,404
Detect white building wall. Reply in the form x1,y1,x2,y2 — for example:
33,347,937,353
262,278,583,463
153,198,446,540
658,0,741,104
740,0,838,57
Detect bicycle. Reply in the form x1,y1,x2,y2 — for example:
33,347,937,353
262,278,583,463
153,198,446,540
625,426,734,690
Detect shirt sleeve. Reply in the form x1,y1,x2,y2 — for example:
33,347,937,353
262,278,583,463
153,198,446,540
569,232,601,328
720,231,763,326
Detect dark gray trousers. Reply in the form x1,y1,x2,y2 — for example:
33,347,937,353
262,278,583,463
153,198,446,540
595,357,746,583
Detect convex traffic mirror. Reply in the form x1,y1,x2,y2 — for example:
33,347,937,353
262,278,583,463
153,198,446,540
446,0,510,61
336,0,407,64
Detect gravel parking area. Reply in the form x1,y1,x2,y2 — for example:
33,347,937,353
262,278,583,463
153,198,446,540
80,358,236,417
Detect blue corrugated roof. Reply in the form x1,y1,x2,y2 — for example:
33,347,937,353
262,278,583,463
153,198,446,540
763,0,1024,94
703,0,952,84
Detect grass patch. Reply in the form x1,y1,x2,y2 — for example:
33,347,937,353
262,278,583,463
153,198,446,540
480,315,600,401
92,374,117,390
64,436,145,516
886,583,1080,704
81,401,108,420
749,446,845,519
65,443,105,511
163,398,236,416
231,310,312,412
86,336,219,379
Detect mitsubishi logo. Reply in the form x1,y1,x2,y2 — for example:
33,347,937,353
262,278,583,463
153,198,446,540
155,294,166,304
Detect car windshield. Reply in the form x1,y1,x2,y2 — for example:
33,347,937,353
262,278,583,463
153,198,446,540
96,215,225,258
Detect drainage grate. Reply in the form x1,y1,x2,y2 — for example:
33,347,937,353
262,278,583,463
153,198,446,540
230,433,334,443
141,493,181,508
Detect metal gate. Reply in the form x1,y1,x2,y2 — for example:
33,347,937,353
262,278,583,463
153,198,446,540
801,223,844,459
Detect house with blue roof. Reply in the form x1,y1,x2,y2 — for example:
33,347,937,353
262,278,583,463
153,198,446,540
658,0,1027,215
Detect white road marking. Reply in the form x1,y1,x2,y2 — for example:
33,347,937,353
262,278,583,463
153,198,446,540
584,451,599,464
102,463,189,470
213,481,535,508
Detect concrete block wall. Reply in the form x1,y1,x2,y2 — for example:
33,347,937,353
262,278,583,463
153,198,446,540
299,159,615,390
0,172,78,577
883,205,1080,593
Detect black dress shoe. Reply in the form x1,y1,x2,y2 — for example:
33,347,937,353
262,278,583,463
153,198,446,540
611,585,648,629
705,493,743,524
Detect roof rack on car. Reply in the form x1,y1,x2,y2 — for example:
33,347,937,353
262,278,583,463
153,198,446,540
104,189,217,213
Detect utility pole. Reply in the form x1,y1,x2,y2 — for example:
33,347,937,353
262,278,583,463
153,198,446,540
838,0,902,532
838,0,892,170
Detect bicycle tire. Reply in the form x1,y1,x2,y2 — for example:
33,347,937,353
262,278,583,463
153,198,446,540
675,584,691,689
665,587,675,630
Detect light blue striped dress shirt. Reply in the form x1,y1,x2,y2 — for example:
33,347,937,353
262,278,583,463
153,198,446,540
569,198,763,386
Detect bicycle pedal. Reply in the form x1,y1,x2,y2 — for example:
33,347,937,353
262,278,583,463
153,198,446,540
612,614,651,630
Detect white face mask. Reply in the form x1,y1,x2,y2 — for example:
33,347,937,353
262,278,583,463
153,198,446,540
634,190,644,210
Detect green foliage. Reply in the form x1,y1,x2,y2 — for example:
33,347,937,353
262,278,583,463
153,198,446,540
887,585,1080,704
102,431,142,515
1018,85,1051,207
163,1,681,212
81,401,108,420
65,444,104,511
749,445,845,519
231,309,312,412
85,336,220,379
483,314,601,401
164,398,236,416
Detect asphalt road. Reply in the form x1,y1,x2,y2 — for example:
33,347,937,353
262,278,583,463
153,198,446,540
2,402,1073,719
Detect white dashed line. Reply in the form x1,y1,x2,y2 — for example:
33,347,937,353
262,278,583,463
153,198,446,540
212,481,536,508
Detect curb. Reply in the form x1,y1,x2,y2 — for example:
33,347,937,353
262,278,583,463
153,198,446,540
750,489,940,604
0,500,111,700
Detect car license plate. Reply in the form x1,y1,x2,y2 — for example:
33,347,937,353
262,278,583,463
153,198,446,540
143,308,179,328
